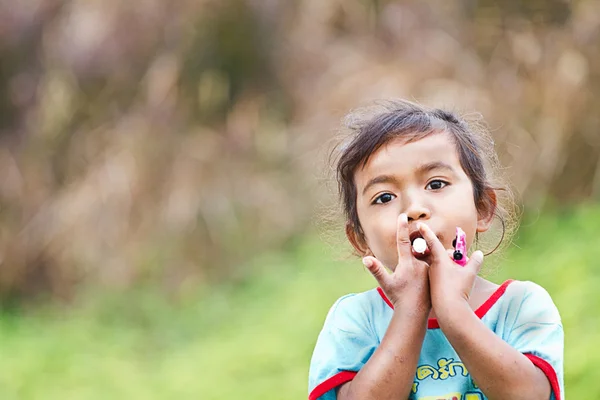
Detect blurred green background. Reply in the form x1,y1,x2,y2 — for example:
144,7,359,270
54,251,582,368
0,0,599,398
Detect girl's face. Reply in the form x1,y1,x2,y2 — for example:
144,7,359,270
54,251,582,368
349,131,494,269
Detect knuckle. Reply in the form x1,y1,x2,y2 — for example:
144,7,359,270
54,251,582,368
397,237,411,246
371,266,385,279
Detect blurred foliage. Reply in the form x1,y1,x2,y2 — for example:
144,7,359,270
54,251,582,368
0,0,599,301
0,205,598,398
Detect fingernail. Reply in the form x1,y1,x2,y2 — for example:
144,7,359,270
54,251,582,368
362,257,372,267
472,250,484,261
400,213,407,222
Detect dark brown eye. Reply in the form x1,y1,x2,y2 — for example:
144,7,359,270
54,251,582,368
374,193,395,204
426,180,448,190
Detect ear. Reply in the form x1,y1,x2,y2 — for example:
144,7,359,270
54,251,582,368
476,188,497,233
345,222,373,257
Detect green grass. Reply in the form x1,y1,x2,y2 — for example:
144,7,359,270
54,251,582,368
1,205,599,399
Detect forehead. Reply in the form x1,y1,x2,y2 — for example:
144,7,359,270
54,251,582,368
356,132,461,181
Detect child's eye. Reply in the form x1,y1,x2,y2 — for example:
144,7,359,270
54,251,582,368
426,180,448,190
373,193,396,204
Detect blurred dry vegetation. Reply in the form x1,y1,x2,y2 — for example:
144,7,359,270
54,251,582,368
0,0,599,304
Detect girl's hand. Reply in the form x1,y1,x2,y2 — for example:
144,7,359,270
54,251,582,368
362,214,430,311
417,222,484,314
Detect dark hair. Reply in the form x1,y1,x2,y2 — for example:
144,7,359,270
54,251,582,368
332,99,517,256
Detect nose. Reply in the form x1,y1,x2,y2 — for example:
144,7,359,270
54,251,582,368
403,191,431,222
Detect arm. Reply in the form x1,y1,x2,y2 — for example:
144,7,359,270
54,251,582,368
338,213,431,400
418,223,558,400
337,300,428,400
436,300,550,400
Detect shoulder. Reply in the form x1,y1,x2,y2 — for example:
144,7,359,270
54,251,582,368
504,280,558,308
503,280,562,325
504,279,551,297
323,288,386,332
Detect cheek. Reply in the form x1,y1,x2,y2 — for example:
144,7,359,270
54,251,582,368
359,209,397,251
449,190,480,246
463,211,481,248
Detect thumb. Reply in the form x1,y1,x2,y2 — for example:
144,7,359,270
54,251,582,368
362,256,391,288
465,250,484,275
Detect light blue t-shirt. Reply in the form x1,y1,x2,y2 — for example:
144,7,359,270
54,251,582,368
308,280,564,400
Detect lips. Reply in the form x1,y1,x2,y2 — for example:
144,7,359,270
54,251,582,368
409,230,431,259
408,228,448,261
409,230,424,244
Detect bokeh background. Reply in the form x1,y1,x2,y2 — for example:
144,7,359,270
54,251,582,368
0,0,599,398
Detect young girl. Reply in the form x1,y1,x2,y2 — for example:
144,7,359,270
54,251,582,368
308,100,564,400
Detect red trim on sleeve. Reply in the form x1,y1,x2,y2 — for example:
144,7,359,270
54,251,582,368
524,353,561,400
377,280,515,329
308,371,357,400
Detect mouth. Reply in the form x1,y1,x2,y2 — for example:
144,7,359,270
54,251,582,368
409,230,430,259
409,229,447,261
409,230,424,245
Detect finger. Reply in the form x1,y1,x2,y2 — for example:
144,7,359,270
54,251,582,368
417,222,447,261
395,213,413,266
362,256,391,288
465,250,484,275
446,248,470,267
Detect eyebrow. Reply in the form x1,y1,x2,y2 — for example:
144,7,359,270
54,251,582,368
361,161,456,196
